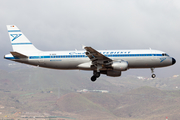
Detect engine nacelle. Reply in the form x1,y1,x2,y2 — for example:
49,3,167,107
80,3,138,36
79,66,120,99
111,61,128,71
106,70,121,77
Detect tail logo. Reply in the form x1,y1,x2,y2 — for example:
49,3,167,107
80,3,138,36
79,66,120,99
10,34,22,41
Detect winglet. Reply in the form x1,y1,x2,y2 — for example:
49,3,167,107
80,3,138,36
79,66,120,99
82,44,86,49
10,51,28,58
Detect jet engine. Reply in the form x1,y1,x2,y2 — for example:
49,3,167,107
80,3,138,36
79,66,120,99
111,60,128,71
106,70,121,77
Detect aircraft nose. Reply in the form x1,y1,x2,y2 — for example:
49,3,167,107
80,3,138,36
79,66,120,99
172,58,176,65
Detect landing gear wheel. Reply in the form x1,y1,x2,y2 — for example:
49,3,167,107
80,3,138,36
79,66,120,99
91,71,101,82
152,74,156,78
91,76,97,82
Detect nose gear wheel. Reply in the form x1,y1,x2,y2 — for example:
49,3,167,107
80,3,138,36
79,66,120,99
151,68,156,78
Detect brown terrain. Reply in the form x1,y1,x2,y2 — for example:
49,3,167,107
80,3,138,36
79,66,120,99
0,67,179,120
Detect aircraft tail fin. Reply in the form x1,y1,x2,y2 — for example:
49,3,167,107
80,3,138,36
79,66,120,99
7,25,40,52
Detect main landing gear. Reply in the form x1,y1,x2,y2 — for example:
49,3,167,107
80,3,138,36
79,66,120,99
91,71,100,82
151,68,156,78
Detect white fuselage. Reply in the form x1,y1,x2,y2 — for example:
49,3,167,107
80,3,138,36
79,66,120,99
5,49,174,70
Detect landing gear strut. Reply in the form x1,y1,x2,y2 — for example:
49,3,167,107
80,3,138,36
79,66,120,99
91,71,100,82
151,68,156,78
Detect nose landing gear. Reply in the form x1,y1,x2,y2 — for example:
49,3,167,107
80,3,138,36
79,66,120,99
151,68,156,78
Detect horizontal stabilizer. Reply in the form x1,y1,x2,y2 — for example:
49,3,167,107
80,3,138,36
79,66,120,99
10,51,28,58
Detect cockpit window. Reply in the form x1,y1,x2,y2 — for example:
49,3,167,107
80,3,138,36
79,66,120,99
162,53,169,56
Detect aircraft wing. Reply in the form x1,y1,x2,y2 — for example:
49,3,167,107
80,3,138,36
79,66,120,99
84,46,112,66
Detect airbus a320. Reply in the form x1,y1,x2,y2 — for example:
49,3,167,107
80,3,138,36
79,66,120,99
4,25,176,82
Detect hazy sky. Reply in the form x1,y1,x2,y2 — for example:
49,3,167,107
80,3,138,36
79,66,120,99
0,0,179,77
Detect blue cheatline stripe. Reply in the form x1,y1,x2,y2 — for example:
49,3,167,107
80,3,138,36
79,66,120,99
6,54,163,60
8,30,21,32
12,43,32,45
28,54,163,59
5,57,19,59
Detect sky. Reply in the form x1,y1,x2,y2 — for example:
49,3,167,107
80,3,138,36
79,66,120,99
0,0,179,77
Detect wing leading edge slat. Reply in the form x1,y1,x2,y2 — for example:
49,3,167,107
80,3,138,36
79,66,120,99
84,46,112,66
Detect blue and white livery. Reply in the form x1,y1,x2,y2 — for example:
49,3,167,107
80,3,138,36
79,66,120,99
4,25,176,82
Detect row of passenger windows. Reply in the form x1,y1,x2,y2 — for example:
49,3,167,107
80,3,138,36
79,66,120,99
30,54,163,59
51,54,162,58
51,55,86,58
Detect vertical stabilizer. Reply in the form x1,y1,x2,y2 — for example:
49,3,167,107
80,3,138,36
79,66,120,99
7,25,40,52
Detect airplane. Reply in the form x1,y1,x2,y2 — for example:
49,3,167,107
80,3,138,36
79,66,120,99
4,25,176,82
